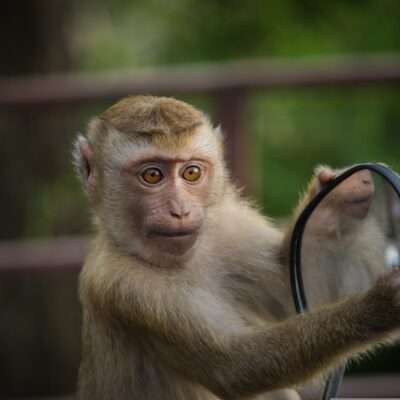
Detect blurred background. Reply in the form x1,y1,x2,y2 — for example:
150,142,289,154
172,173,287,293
0,0,400,398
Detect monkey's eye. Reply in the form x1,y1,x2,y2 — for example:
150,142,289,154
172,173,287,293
182,165,202,182
141,167,164,185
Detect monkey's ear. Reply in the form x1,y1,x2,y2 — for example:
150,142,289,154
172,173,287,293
73,135,96,198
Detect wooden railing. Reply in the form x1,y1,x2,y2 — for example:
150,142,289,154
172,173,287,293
13,374,400,399
2,53,400,186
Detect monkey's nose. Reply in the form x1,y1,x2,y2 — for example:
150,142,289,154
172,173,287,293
170,209,190,219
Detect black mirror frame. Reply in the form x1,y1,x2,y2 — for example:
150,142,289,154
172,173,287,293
289,162,400,400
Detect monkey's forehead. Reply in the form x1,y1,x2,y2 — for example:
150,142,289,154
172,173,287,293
101,95,207,135
103,124,223,167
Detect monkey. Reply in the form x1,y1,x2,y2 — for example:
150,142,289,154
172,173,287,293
74,95,400,400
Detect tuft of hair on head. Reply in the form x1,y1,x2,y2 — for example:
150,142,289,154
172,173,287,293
99,95,209,138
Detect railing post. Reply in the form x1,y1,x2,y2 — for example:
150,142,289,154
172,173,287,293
214,89,250,192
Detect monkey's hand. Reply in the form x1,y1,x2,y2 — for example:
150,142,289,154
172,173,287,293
362,268,400,333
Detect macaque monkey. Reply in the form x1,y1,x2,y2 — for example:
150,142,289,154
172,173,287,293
74,96,400,400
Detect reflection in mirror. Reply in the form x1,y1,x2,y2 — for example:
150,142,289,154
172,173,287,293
301,169,400,308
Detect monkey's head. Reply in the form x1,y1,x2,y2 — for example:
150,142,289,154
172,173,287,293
74,96,227,265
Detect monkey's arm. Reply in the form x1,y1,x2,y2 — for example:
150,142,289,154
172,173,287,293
82,253,400,400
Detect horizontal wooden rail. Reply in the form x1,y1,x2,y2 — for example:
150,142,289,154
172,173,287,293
341,374,400,397
1,53,400,107
19,374,400,399
0,235,87,273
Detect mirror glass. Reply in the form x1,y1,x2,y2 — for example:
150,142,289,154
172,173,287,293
301,169,400,308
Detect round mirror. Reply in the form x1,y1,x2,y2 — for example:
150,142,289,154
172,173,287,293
302,168,400,308
289,163,400,400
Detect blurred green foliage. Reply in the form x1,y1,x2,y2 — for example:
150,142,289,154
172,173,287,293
58,0,400,223
72,0,400,69
251,88,400,216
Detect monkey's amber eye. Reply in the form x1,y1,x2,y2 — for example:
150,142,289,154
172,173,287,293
182,165,202,182
141,168,164,184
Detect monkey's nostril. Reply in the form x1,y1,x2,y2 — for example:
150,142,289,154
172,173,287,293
170,210,190,219
170,211,181,218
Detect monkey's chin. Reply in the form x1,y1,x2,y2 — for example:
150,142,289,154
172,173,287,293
149,232,199,256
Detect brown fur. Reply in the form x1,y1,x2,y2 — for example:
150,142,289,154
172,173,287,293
100,95,206,141
74,96,400,400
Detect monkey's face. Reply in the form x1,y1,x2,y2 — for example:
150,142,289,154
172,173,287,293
124,158,210,256
98,125,226,261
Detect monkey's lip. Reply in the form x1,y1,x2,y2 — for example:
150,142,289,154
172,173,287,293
149,229,200,238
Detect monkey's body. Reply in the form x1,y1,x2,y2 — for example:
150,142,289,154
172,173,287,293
75,96,400,400
79,189,294,399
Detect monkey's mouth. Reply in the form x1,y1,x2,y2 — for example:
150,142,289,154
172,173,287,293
148,228,201,255
149,229,200,239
